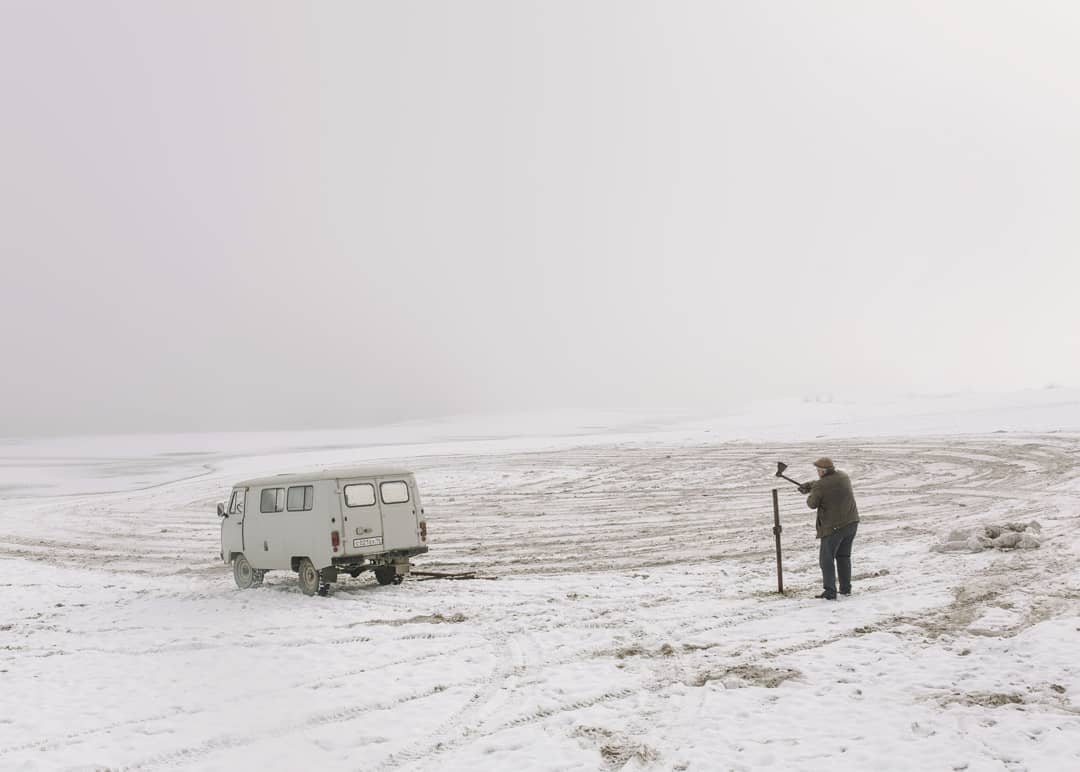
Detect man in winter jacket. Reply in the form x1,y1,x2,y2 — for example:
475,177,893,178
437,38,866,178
798,457,860,600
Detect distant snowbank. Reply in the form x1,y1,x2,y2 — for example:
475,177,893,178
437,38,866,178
1,388,1076,497
5,388,1079,454
690,387,1080,441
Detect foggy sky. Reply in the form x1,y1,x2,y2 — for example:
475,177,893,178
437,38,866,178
2,1,1078,436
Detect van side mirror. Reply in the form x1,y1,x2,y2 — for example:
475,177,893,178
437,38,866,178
217,502,226,518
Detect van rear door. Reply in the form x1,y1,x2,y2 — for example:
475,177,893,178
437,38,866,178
378,476,420,551
339,479,384,555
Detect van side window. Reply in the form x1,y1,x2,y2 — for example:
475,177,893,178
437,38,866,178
260,488,285,513
229,490,244,515
344,483,376,507
287,485,313,512
380,481,410,504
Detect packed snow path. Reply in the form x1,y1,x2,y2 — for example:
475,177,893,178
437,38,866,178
2,433,1079,770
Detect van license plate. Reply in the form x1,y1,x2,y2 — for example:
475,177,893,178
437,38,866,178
353,536,383,548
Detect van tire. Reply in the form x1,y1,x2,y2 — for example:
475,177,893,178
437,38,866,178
374,566,395,586
297,558,320,596
233,555,258,590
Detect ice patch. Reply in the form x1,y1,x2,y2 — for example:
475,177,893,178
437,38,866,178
968,606,1024,636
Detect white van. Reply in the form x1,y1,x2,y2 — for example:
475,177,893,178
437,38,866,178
217,466,428,595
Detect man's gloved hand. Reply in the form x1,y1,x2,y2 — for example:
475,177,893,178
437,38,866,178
797,482,814,495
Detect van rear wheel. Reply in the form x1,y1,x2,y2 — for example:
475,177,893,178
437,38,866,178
374,566,395,586
233,555,258,590
297,558,320,596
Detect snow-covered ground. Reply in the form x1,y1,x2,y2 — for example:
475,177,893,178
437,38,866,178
2,390,1080,771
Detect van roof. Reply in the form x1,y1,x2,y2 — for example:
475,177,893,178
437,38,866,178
234,465,414,488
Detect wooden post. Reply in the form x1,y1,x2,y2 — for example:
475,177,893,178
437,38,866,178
772,488,784,593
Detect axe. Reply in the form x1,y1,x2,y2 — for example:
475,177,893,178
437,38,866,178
775,462,808,489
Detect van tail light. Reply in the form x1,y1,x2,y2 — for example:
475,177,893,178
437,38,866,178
331,530,340,552
420,522,427,542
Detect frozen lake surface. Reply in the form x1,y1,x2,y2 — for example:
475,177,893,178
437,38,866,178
2,392,1079,770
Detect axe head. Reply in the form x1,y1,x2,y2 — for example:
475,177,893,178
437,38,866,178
775,461,788,477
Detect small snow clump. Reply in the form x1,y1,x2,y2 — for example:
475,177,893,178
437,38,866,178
932,521,1041,553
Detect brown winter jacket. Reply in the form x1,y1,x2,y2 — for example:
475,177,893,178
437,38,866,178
806,470,860,539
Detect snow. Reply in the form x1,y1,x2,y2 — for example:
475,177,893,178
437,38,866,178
932,522,1043,553
2,390,1080,770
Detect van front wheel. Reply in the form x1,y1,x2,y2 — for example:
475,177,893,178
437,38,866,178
297,558,320,596
233,555,258,590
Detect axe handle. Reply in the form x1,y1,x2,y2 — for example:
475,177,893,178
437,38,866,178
777,473,803,487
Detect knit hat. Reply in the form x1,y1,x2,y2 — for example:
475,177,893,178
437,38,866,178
813,457,835,470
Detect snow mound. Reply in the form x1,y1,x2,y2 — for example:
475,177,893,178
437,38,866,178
932,521,1042,553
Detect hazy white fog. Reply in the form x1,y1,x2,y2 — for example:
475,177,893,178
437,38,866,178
2,1,1078,436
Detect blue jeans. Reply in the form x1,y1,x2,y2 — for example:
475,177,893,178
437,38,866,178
819,521,858,598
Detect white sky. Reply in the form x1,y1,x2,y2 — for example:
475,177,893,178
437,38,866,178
2,1,1078,435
